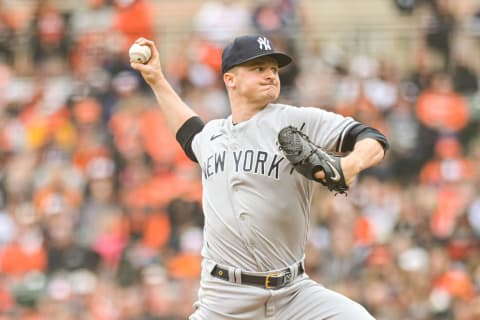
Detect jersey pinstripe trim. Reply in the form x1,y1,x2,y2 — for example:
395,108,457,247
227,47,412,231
336,120,358,152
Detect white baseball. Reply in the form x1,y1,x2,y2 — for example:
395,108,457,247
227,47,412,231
129,43,151,64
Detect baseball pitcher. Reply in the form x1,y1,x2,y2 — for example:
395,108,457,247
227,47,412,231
131,34,389,320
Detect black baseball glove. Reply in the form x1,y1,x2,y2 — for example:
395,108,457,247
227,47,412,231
278,125,348,194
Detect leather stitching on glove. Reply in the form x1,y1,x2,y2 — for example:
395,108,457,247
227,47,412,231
278,125,348,194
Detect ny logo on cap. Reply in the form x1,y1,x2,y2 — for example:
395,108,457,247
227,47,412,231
257,36,272,51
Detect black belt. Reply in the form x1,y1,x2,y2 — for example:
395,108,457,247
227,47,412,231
211,262,304,290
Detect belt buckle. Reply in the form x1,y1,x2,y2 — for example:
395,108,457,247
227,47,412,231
265,273,282,289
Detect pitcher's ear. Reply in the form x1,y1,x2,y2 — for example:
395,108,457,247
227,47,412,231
223,72,235,89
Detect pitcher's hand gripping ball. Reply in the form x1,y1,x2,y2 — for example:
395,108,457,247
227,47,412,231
129,43,151,64
278,126,348,194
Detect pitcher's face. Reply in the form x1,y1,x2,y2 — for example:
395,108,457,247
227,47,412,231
228,57,281,105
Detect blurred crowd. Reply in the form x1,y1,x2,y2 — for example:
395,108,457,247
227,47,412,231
0,0,479,319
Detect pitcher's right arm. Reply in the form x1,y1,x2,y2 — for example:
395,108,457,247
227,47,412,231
130,37,199,136
130,38,203,162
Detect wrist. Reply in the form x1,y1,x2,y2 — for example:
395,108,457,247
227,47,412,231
151,74,173,93
342,154,363,177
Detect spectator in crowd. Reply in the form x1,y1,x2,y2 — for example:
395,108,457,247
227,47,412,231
422,0,457,70
112,0,155,53
193,0,250,47
29,0,71,71
416,71,470,134
0,2,15,65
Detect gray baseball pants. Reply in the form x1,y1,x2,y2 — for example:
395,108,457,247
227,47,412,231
189,259,375,320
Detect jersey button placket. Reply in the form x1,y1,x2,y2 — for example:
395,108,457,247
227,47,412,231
238,212,255,248
229,129,256,249
227,133,246,244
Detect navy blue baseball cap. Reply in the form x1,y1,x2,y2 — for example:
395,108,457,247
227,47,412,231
221,35,292,73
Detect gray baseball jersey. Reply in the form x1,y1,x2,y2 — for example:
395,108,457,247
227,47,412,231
191,103,358,272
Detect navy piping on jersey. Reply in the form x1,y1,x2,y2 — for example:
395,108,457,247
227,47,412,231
337,121,359,152
176,116,204,162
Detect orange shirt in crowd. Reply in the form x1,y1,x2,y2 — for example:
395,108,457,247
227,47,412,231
141,213,171,250
198,39,222,73
110,106,191,170
434,269,475,300
0,243,47,276
139,108,185,165
430,186,471,239
121,187,171,251
416,90,469,132
146,172,201,207
113,0,155,51
72,144,111,174
420,158,474,185
0,288,13,312
420,137,474,185
167,253,202,279
354,215,375,246
33,184,82,217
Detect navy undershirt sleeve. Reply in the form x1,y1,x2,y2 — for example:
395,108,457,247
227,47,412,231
337,123,389,153
175,116,204,162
